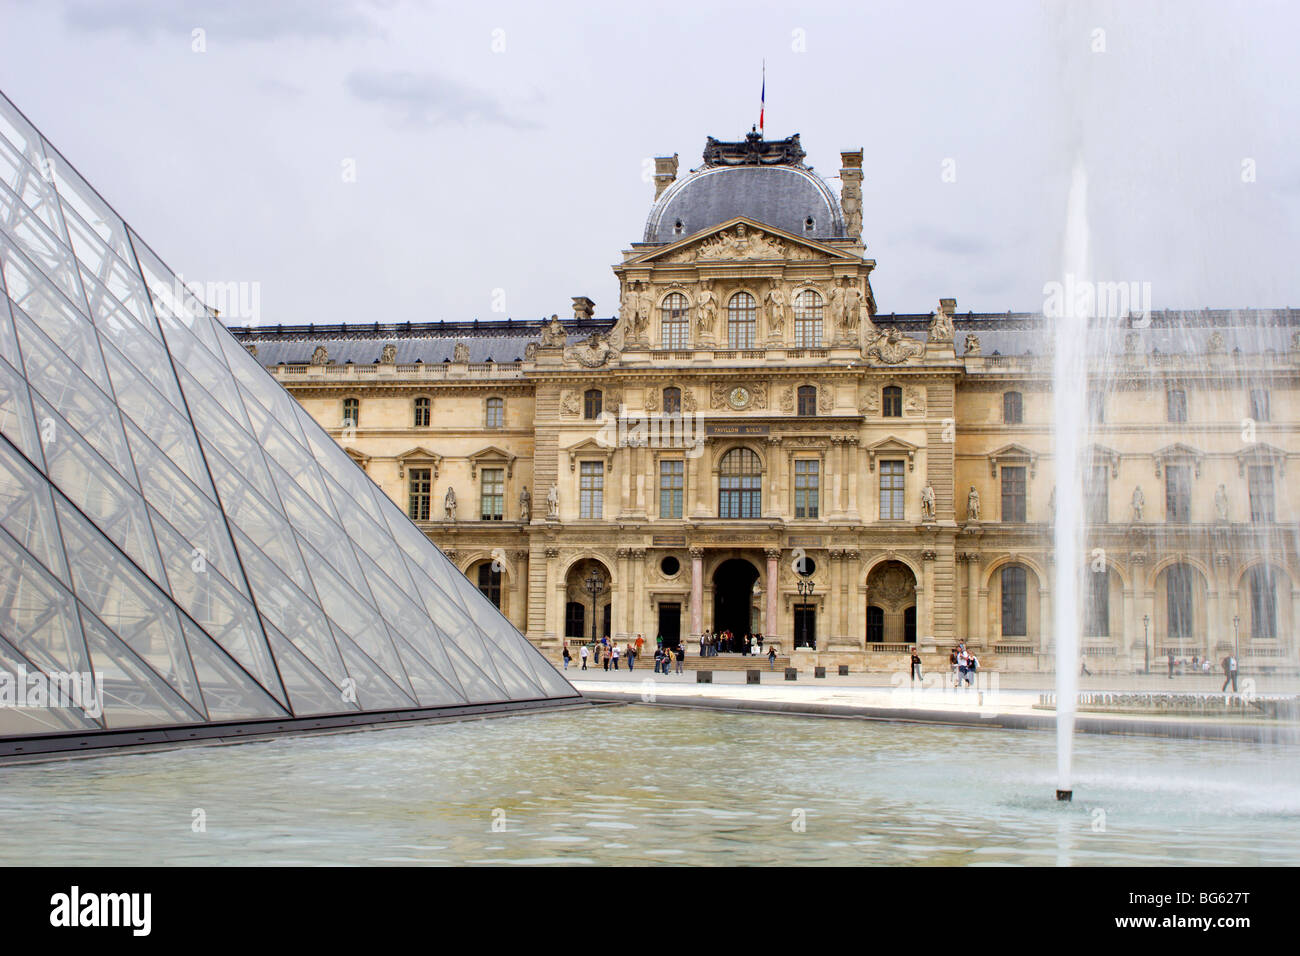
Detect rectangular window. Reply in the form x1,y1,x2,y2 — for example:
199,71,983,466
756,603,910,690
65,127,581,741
793,605,816,649
1249,465,1275,522
408,467,431,521
485,397,504,428
1167,566,1194,639
1166,389,1187,423
1086,570,1109,636
1085,465,1109,524
882,387,902,418
659,459,683,518
1088,391,1104,424
480,467,504,520
580,461,604,519
1249,389,1270,422
879,460,905,520
1001,566,1027,637
1001,466,1026,522
794,316,822,348
794,459,819,519
1165,465,1191,522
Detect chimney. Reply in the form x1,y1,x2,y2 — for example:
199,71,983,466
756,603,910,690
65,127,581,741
653,154,679,199
939,298,957,317
571,296,595,320
839,149,864,239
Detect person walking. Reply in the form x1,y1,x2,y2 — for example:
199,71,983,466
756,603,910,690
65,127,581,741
910,647,923,685
767,645,777,670
1221,654,1238,693
1080,655,1092,677
949,646,959,688
635,633,645,659
956,644,969,688
610,644,620,671
579,644,589,671
1168,649,1175,679
626,642,636,671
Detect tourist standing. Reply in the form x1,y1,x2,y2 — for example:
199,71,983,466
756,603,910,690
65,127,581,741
580,644,589,671
611,644,620,671
1221,654,1238,693
562,644,571,671
1168,649,1175,679
635,634,645,659
767,645,777,670
949,647,959,687
626,642,636,671
674,643,685,675
966,651,978,687
756,633,764,654
910,647,923,685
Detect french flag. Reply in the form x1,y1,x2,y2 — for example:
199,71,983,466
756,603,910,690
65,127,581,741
759,62,765,134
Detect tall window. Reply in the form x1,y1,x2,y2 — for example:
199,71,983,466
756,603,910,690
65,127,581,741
408,467,432,521
797,385,817,416
565,602,585,639
718,447,761,518
413,396,430,428
1088,391,1104,424
793,289,824,347
794,459,820,519
477,563,502,608
866,606,884,643
1086,570,1110,636
580,461,604,518
662,387,681,414
1249,465,1275,522
1003,391,1023,424
879,460,905,520
1249,388,1270,422
660,292,689,349
480,468,504,520
727,292,757,349
1001,565,1027,637
1166,389,1187,423
882,386,902,418
1166,565,1194,639
1085,465,1109,524
1165,465,1191,522
659,459,683,518
485,396,504,428
1249,566,1277,639
583,389,603,419
342,397,359,428
1001,466,1027,522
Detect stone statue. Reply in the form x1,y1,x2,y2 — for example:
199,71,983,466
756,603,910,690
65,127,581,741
453,341,470,363
840,278,862,332
1048,486,1057,522
929,301,954,345
967,486,981,522
566,331,614,368
309,345,329,366
379,343,397,364
1215,483,1229,522
921,484,936,521
1207,330,1226,353
1131,486,1145,523
540,314,567,347
964,333,981,356
444,486,457,521
765,284,787,335
694,281,717,336
546,482,559,519
519,485,531,522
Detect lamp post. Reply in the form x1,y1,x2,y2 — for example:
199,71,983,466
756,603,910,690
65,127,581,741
1233,614,1240,662
797,578,816,649
584,568,606,649
1142,613,1150,675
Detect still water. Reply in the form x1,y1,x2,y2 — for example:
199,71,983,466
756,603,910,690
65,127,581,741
1,704,1296,865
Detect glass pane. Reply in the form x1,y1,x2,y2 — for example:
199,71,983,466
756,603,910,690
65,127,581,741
84,282,182,407
332,624,418,711
262,619,357,716
390,631,464,707
0,433,67,582
0,634,102,734
0,525,91,677
183,368,281,506
79,607,204,729
0,129,65,240
0,191,82,304
181,617,288,722
208,449,313,594
0,289,18,369
441,637,509,704
0,356,42,465
130,227,225,355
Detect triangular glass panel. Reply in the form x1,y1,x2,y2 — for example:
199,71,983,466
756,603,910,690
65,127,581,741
262,620,358,717
180,617,289,722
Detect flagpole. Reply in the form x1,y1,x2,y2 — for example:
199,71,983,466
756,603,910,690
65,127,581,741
759,60,765,138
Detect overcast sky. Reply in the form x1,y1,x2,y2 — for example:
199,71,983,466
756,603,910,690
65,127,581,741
1,0,1296,326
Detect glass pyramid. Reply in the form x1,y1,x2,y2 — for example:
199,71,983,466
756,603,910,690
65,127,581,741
0,90,577,755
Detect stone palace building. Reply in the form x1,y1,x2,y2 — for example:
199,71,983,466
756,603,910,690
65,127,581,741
231,131,1299,672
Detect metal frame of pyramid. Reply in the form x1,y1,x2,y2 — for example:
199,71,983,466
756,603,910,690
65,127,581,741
0,90,580,759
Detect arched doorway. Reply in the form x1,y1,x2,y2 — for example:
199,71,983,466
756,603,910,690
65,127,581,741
712,558,759,648
865,560,917,644
564,558,613,645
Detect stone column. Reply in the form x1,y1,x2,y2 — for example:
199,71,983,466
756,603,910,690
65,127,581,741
511,550,529,632
766,436,784,518
544,547,561,643
920,550,937,642
630,548,647,644
765,548,780,644
846,439,860,519
690,547,704,637
842,550,859,645
963,553,981,643
616,548,631,640
1038,587,1051,654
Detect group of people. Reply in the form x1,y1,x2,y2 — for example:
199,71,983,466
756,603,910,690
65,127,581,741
949,643,980,687
1164,651,1240,691
653,644,685,674
698,630,766,657
562,634,647,672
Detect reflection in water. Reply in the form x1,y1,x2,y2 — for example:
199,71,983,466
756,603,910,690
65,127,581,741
1,706,1296,866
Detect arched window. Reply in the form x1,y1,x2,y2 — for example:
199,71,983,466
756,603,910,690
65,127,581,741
1003,391,1023,424
660,292,689,349
727,292,757,349
797,385,817,416
793,289,824,348
412,396,430,428
1249,566,1277,639
1167,564,1195,638
485,396,504,428
342,397,359,428
1001,565,1027,637
882,386,902,418
662,387,681,414
583,389,603,419
718,447,762,518
477,563,502,608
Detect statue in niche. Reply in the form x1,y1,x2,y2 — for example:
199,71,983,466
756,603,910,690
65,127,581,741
444,486,457,521
1215,483,1229,523
1131,485,1145,523
694,280,718,336
964,333,981,355
309,345,329,366
453,341,470,363
966,486,981,522
379,343,397,364
519,485,531,522
765,284,787,335
921,484,936,521
840,278,863,332
547,482,560,519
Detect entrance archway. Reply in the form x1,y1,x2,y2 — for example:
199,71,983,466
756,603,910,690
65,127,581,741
865,560,917,644
564,558,613,645
712,558,759,648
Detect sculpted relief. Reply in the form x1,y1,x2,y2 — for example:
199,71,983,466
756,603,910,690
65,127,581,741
661,223,817,263
864,327,925,365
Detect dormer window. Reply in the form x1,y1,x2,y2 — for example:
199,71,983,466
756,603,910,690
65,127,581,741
804,216,815,232
673,219,684,236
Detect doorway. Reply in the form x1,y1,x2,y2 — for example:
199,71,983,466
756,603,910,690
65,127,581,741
712,558,759,641
658,603,681,649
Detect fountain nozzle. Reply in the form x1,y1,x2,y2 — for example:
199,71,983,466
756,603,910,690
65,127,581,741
1055,789,1073,802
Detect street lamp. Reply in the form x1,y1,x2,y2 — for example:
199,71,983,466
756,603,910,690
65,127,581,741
584,568,606,649
797,577,816,649
1142,613,1150,675
1233,614,1240,662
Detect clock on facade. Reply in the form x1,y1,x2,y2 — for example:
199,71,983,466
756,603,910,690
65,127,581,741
728,386,751,409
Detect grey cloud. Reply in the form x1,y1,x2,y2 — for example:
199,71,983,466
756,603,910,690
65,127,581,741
56,0,387,41
344,69,540,130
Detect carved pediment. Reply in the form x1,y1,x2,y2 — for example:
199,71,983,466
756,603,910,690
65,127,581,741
1153,443,1204,478
1236,442,1288,476
866,436,919,472
468,445,517,479
344,447,370,472
989,443,1039,478
565,437,615,473
396,446,441,478
629,217,858,266
1084,443,1121,478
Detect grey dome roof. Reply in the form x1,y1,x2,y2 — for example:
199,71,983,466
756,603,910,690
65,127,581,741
644,163,846,243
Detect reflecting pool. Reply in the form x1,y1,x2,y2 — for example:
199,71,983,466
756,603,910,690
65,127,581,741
1,705,1296,865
